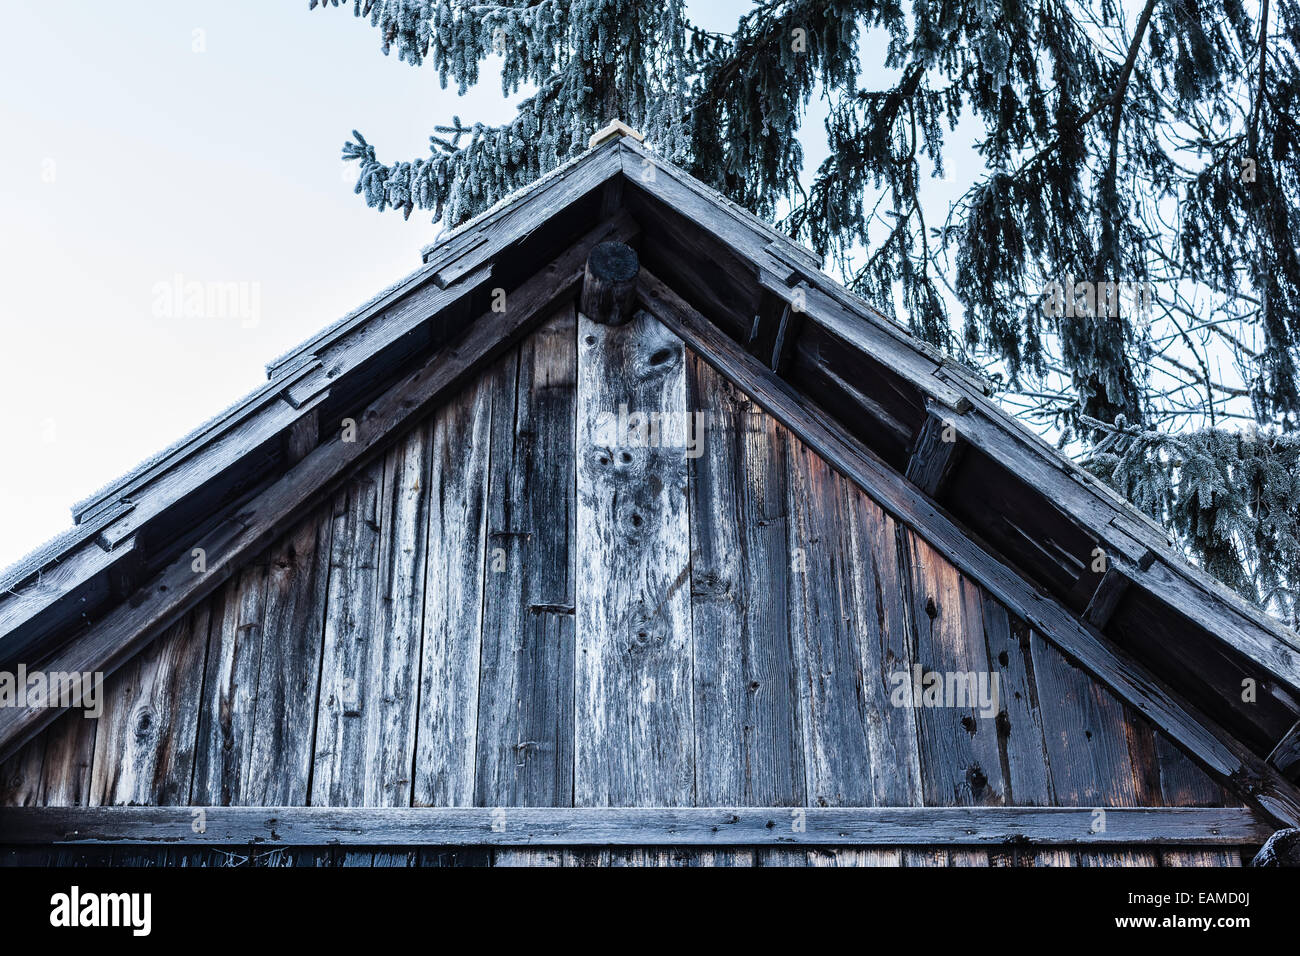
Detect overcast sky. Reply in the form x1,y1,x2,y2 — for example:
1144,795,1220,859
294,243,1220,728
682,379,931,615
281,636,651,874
0,1,868,571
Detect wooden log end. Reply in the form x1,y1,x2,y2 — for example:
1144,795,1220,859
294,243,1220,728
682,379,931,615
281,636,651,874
580,241,639,326
1251,828,1300,866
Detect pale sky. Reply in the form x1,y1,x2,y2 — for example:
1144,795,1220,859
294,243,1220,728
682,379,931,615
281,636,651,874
0,1,935,572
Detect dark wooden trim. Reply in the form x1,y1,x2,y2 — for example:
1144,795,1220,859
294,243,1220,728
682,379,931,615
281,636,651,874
0,806,1268,847
421,136,623,275
579,241,639,325
1269,719,1300,781
745,290,785,364
636,269,1300,830
906,407,966,498
768,298,802,375
282,407,320,467
1084,566,1133,629
0,213,640,765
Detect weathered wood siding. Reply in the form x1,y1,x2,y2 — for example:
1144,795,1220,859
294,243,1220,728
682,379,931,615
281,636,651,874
0,301,1247,865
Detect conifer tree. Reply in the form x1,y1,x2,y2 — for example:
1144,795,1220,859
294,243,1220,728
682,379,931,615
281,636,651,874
313,0,1300,624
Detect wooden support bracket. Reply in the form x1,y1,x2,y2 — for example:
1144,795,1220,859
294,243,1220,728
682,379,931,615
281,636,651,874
905,407,966,498
1083,566,1133,629
282,408,320,467
1269,719,1300,782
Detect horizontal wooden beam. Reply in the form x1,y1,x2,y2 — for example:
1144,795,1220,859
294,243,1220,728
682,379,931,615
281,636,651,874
0,806,1268,848
636,269,1300,831
0,213,639,765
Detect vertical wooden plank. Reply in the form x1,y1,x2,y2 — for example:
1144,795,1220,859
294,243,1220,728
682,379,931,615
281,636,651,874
690,849,756,867
903,532,1006,805
361,424,433,806
311,461,385,807
36,708,97,806
88,607,209,806
246,507,333,806
575,309,694,807
1032,630,1154,864
413,373,495,807
0,735,44,806
1021,849,1074,866
785,437,874,806
191,562,269,805
607,848,692,867
477,308,578,807
563,848,612,867
686,355,802,806
841,483,924,806
371,849,419,867
1031,632,1140,808
982,608,1054,805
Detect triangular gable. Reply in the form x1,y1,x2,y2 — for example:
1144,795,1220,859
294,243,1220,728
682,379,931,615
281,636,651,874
0,133,1298,832
2,308,1253,850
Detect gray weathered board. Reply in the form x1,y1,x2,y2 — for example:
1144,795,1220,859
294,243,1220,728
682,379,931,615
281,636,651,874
0,806,1267,847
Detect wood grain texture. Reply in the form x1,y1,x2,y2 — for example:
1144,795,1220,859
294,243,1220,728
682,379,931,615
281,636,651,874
786,438,875,806
246,507,332,806
840,482,924,806
0,733,44,807
476,307,578,807
686,356,803,806
1032,632,1140,808
413,372,495,807
0,806,1266,846
310,462,385,807
88,608,209,806
575,310,695,806
362,424,433,806
191,561,269,806
905,532,1007,806
34,710,97,807
983,610,1054,805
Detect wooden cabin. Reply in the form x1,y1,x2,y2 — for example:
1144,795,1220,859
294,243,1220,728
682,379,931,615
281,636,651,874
2,128,1299,867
